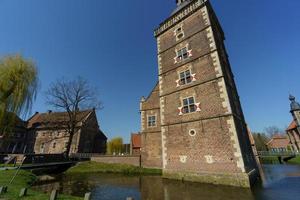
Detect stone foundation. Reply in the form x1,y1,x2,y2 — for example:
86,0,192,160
163,169,259,188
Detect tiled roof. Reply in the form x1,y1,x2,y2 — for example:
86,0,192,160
27,110,93,129
287,120,297,131
266,135,290,148
131,133,141,148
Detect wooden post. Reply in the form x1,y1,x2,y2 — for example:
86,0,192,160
0,186,7,194
84,192,91,200
19,188,27,197
50,189,58,200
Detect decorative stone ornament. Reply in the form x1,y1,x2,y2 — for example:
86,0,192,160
189,129,197,136
179,155,187,163
205,155,214,164
195,103,201,111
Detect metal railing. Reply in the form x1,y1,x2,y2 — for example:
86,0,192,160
257,151,298,157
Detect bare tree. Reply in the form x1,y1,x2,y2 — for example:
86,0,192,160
45,77,102,155
264,126,284,137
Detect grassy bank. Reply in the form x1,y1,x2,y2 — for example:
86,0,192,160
260,156,280,164
0,170,80,200
66,161,162,175
287,156,300,164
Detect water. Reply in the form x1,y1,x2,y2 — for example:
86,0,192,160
33,165,300,200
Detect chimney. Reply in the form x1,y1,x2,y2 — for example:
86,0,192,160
48,110,52,114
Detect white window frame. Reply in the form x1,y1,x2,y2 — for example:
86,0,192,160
182,96,196,114
179,69,192,85
177,47,189,61
178,96,201,115
147,115,157,128
174,45,192,64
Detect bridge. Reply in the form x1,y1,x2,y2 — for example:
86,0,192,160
257,151,299,164
0,154,77,175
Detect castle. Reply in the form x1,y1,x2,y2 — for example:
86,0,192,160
140,0,259,187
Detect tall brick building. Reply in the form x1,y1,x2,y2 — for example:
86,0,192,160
140,0,259,187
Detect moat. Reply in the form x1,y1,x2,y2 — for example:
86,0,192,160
33,165,300,200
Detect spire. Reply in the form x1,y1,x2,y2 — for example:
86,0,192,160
289,94,300,111
172,0,193,15
176,0,191,6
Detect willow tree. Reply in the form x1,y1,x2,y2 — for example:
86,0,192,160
0,55,38,135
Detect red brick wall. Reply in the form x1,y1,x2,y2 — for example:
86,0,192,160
152,1,259,186
140,84,162,168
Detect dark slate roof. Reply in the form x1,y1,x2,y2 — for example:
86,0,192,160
289,95,300,111
171,0,193,16
27,110,93,129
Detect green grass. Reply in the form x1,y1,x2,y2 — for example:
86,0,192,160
287,156,300,164
260,156,280,164
0,170,81,200
66,161,162,175
0,164,14,168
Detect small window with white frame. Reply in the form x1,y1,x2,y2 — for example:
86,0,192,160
179,70,192,85
177,47,189,61
147,115,156,127
174,45,192,64
182,97,196,114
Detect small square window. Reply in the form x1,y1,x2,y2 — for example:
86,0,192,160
182,97,196,114
179,70,192,85
148,116,156,127
175,25,184,40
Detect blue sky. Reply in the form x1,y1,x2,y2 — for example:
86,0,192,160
0,0,299,142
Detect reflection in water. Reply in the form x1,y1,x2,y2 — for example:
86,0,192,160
33,165,300,200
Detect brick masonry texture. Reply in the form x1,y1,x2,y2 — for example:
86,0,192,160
140,0,259,187
140,84,162,168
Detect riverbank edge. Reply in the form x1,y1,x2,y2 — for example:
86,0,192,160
66,161,162,175
0,170,81,200
260,156,300,164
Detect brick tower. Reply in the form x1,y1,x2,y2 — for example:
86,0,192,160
140,0,259,187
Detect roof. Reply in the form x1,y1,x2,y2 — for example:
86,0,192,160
131,133,141,148
266,135,290,148
289,95,300,111
98,129,108,140
27,110,93,129
287,120,297,131
172,0,193,16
